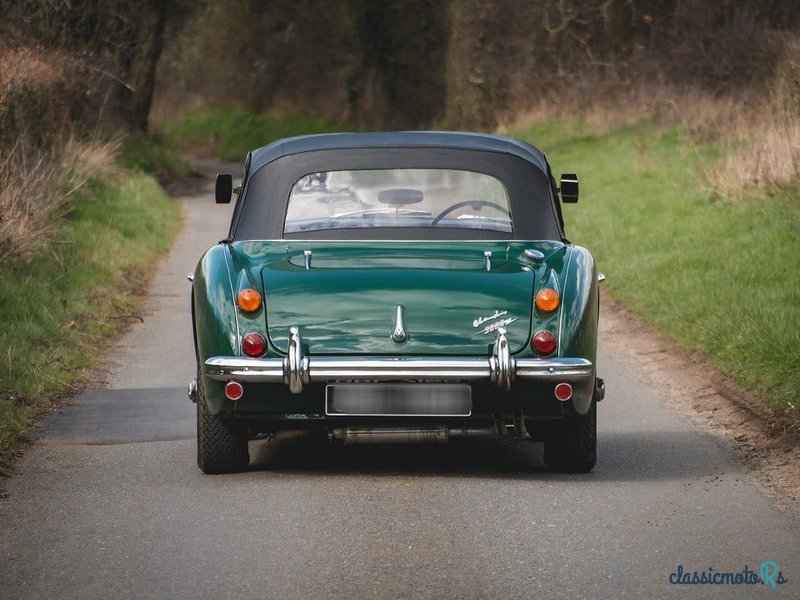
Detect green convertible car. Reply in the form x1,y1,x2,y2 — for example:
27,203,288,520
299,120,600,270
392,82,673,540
189,131,604,474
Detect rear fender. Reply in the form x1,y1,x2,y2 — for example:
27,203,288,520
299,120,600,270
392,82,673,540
557,245,599,414
193,245,240,415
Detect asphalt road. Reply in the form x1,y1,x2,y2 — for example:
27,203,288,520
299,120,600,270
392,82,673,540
1,171,798,599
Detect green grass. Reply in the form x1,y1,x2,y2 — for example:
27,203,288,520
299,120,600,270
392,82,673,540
513,121,800,419
0,174,180,475
158,109,343,161
119,132,191,181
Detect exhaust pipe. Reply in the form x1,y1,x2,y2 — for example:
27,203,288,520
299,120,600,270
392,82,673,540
333,427,449,445
326,410,531,445
330,426,501,445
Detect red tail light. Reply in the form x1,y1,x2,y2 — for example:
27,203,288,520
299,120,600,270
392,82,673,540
532,330,556,354
242,333,266,357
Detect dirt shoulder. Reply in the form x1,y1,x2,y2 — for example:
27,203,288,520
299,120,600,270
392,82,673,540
601,293,800,514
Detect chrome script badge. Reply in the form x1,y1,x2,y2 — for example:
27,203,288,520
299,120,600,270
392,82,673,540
473,310,517,335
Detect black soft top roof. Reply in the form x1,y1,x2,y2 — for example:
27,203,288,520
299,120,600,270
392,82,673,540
248,131,550,175
230,131,565,242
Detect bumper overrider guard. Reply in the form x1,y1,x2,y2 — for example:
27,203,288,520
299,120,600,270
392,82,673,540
204,326,593,394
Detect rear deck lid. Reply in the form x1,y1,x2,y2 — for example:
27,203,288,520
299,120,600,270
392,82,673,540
262,243,534,355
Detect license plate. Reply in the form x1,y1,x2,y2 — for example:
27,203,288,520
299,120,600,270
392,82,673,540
325,384,471,417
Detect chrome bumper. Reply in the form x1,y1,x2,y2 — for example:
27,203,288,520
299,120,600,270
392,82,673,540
204,327,593,394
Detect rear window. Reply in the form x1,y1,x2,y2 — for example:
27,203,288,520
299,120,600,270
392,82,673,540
283,168,512,235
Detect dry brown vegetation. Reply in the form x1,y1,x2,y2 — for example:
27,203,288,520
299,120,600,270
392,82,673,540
503,91,800,197
0,138,118,261
0,47,118,261
0,1,175,262
499,35,800,196
713,40,800,194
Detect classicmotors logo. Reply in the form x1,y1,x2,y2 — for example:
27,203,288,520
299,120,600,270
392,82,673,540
669,562,788,589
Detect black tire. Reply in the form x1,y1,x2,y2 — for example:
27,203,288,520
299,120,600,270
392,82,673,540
196,374,249,474
543,401,597,473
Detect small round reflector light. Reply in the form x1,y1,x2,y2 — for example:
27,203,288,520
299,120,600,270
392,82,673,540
242,332,266,357
555,383,573,402
532,330,556,355
237,288,262,313
225,381,244,401
535,288,560,313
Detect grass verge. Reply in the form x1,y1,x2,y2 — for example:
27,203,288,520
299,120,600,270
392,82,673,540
513,121,800,420
0,173,180,475
119,132,191,182
157,109,343,161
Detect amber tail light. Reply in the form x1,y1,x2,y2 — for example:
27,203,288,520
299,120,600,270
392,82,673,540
535,288,560,313
237,288,262,313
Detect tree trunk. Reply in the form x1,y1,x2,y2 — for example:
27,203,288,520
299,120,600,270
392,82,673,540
115,1,168,132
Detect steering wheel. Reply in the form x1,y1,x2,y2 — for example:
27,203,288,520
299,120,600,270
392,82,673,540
431,200,511,226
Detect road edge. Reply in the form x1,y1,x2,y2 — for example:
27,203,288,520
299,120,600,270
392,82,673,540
600,291,800,515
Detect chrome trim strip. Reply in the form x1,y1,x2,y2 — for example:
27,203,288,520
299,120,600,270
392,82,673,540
557,249,574,357
222,250,242,354
229,239,567,244
278,239,516,243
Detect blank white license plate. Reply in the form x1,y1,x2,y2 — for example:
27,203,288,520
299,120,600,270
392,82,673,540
325,384,472,417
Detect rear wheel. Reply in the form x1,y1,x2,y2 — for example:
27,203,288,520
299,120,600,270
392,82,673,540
196,373,249,474
542,401,596,473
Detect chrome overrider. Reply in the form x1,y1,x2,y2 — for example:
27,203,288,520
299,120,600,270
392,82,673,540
205,326,593,394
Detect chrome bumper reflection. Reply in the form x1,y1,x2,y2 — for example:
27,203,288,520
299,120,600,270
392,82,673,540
204,327,592,394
